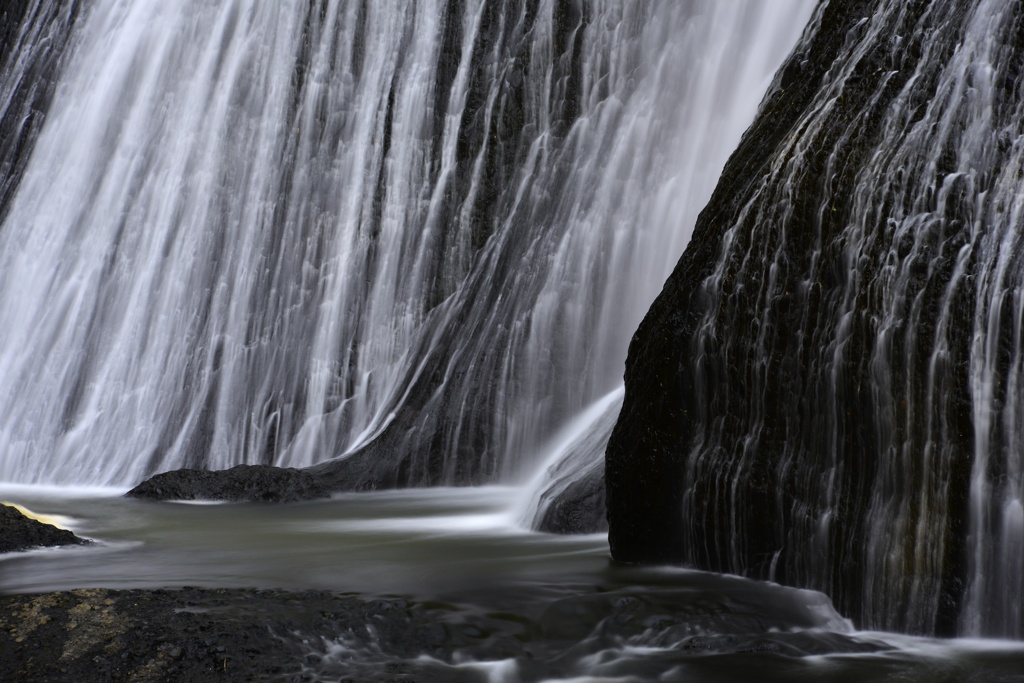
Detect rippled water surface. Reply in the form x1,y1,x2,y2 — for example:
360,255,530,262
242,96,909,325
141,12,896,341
3,486,1024,682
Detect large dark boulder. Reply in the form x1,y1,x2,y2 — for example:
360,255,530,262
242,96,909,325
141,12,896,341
607,0,1024,638
0,504,88,553
125,464,331,503
608,0,884,567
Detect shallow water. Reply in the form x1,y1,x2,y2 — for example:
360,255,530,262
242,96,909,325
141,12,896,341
0,485,607,599
3,485,1024,682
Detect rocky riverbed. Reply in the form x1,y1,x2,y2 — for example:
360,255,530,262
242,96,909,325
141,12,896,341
1,586,526,682
1,582,895,683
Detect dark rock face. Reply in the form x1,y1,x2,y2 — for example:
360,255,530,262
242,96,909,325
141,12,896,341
0,504,88,553
608,0,876,567
607,0,1024,637
125,464,331,503
535,466,607,535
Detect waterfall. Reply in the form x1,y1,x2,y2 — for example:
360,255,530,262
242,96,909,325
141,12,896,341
607,0,1024,638
0,0,813,488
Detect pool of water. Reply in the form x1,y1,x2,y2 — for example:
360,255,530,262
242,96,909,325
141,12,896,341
3,485,1024,682
0,485,608,599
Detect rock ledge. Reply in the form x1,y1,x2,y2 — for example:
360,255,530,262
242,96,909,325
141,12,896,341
125,464,331,503
0,504,89,553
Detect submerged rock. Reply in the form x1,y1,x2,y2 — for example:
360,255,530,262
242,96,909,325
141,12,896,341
0,504,88,553
125,464,331,503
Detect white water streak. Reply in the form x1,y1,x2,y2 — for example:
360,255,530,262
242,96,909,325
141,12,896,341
0,1,813,486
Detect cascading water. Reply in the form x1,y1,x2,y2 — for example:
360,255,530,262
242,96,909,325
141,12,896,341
0,0,813,488
607,0,1024,639
8,0,1024,676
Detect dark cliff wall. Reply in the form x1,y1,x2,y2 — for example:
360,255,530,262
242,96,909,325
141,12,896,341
607,0,1024,638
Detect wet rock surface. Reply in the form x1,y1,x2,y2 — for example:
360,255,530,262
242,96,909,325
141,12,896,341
605,0,1009,637
0,584,890,683
125,464,332,503
0,504,88,553
535,467,608,535
607,0,882,570
0,588,345,682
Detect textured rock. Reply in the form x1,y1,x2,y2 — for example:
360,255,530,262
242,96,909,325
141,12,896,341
607,0,877,566
0,504,88,553
606,0,1024,637
0,588,451,682
0,584,890,682
125,464,331,503
535,466,608,535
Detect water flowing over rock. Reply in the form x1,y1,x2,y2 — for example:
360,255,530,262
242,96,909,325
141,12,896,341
607,0,1024,638
0,0,811,490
